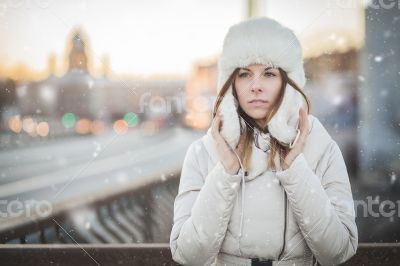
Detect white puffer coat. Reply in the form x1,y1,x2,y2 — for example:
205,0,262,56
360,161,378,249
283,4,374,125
170,114,358,266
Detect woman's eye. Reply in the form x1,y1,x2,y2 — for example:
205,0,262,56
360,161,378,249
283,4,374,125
264,72,276,77
239,72,275,78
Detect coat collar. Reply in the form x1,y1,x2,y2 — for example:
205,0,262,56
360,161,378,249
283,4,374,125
201,114,326,182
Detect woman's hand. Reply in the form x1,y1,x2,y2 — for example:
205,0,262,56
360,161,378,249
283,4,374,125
211,111,246,175
281,106,311,170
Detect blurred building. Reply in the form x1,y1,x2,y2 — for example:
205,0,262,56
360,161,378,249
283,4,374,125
184,60,217,129
10,28,185,137
358,3,400,190
0,79,17,131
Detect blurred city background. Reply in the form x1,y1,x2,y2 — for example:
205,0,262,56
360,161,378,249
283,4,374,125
0,0,399,248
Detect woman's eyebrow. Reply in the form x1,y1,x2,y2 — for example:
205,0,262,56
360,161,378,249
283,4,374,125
240,67,273,71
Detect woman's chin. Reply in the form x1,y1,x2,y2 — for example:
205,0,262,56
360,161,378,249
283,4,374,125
246,110,269,120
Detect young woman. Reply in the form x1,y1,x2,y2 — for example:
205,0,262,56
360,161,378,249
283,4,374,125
170,17,358,266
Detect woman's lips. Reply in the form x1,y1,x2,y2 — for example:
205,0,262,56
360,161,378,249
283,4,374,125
248,99,268,107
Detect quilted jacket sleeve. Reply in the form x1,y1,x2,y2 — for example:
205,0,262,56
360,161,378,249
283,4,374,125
275,140,358,266
169,140,242,266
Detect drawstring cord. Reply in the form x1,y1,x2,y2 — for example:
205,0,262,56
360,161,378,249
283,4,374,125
231,129,271,255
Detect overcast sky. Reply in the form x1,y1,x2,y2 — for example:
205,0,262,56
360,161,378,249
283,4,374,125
0,0,363,76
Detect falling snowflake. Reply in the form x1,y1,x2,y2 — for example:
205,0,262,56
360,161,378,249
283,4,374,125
383,30,392,39
85,221,91,229
87,79,94,89
389,171,397,185
160,173,166,182
374,55,383,62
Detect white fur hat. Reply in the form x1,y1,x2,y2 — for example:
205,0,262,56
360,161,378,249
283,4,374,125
217,16,307,149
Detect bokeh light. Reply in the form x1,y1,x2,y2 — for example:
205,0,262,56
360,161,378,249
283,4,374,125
62,113,76,129
75,119,92,135
123,112,139,127
36,122,49,137
8,116,22,133
113,120,128,135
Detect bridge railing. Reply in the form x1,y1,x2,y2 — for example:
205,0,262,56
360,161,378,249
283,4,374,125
0,167,180,245
0,243,399,266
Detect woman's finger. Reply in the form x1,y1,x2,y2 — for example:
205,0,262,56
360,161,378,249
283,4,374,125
211,112,220,131
211,115,219,138
298,107,310,141
212,112,224,143
237,137,246,160
236,133,245,150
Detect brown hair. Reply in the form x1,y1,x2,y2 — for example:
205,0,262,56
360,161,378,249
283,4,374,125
212,67,311,171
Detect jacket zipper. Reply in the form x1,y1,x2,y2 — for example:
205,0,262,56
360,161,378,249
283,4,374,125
277,190,288,261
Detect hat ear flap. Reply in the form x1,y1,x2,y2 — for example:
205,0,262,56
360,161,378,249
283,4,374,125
268,83,304,145
219,84,241,150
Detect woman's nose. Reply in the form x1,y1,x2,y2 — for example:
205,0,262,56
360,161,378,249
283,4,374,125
251,86,263,93
250,82,263,93
250,76,263,93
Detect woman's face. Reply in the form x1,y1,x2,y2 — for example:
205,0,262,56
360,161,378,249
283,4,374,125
234,64,282,127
